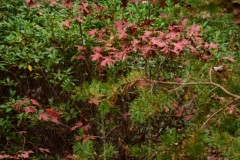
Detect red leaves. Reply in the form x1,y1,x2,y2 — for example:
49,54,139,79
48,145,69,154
188,25,201,33
71,121,94,143
38,148,50,154
63,19,71,28
92,46,104,54
112,49,128,61
79,1,90,16
17,150,34,159
91,47,104,61
49,0,58,5
114,20,133,39
75,46,86,60
181,18,188,27
140,19,155,27
71,122,83,131
140,30,152,41
9,99,63,135
150,37,165,47
66,154,75,159
83,19,216,69
200,55,211,62
166,31,179,40
73,123,91,132
132,39,139,52
206,42,218,49
23,106,36,113
38,108,61,124
100,56,114,66
12,98,39,114
88,29,97,36
88,98,100,106
91,53,115,67
117,29,128,39
173,39,188,51
139,46,155,58
64,0,73,7
31,99,40,106
115,20,126,31
75,134,95,143
83,135,95,143
83,124,91,131
18,98,30,106
74,16,83,23
90,46,116,67
26,0,40,8
46,108,60,118
76,54,86,60
38,113,49,121
0,154,11,159
0,150,34,159
94,3,105,12
172,39,189,55
91,52,103,61
76,45,86,51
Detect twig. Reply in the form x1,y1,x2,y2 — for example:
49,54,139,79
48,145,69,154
209,67,213,83
148,80,240,99
200,97,240,129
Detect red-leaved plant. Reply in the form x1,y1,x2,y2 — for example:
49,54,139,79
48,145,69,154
76,18,218,69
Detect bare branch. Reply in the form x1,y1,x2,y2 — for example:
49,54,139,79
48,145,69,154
148,80,240,99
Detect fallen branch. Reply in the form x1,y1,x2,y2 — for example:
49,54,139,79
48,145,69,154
144,78,240,130
148,80,240,99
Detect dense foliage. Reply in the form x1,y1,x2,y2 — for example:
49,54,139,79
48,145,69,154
0,0,239,159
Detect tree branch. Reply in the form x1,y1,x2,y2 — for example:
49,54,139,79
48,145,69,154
148,80,240,99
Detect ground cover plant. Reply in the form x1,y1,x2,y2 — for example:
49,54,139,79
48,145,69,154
0,0,240,159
